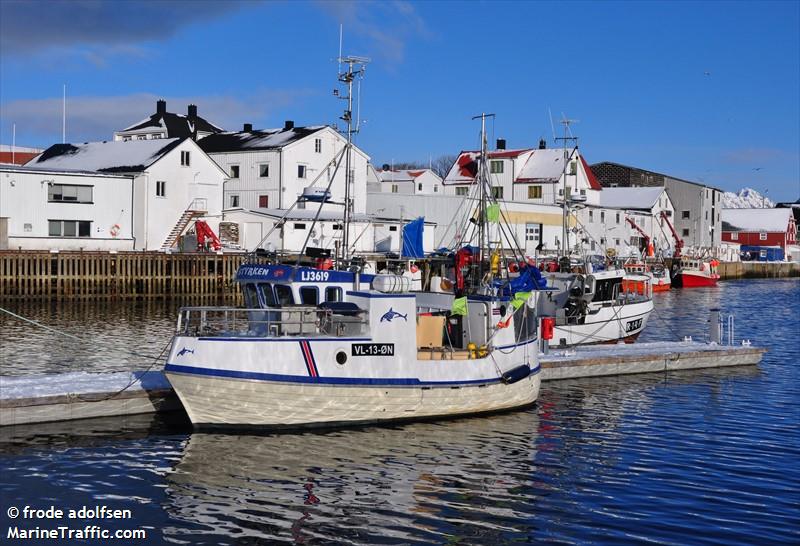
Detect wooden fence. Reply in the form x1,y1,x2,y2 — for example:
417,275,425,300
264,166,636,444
0,251,252,299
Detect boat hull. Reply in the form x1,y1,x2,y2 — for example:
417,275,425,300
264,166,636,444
673,272,718,288
652,282,671,292
166,370,540,429
549,299,653,348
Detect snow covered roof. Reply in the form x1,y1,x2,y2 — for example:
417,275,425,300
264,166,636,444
598,187,665,210
721,208,794,232
515,149,566,183
0,164,130,178
29,138,184,173
199,126,327,153
378,169,439,183
119,104,223,138
443,149,532,184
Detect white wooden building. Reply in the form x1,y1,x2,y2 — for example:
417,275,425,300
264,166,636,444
378,168,443,195
0,138,227,251
200,122,370,214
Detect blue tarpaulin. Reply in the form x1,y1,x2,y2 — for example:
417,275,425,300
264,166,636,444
493,264,548,296
402,217,425,258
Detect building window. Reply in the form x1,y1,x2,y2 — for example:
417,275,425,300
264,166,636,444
230,195,239,207
418,182,423,192
682,210,690,219
258,195,269,208
600,237,606,245
122,136,131,142
705,210,708,220
580,189,586,196
391,184,399,193
525,223,540,241
615,238,620,246
434,185,438,193
591,241,596,251
314,138,322,153
588,210,594,222
137,135,147,140
616,212,620,224
48,184,92,203
259,164,269,177
456,187,468,196
528,185,542,199
181,151,191,166
332,224,342,230
48,220,91,237
156,180,166,197
600,211,605,222
492,186,504,199
294,223,306,230
682,228,690,237
230,165,240,178
490,160,504,174
298,165,307,178
759,231,767,241
389,226,398,232
731,232,738,241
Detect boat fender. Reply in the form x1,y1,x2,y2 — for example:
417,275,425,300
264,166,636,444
502,364,531,385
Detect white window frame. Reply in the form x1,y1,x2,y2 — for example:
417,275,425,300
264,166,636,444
156,180,166,198
298,164,307,179
181,150,191,167
759,231,767,241
490,160,504,174
230,165,240,179
314,138,322,153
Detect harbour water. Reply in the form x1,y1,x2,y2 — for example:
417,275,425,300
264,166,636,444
1,279,798,544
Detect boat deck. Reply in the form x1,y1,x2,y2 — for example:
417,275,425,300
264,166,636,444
1,342,766,427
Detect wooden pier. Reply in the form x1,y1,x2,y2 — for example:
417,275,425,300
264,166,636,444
0,251,249,299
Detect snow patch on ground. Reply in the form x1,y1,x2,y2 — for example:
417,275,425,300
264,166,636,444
0,370,170,400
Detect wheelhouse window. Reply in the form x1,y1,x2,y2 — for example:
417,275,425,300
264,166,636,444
48,184,92,203
258,283,277,307
300,286,319,305
325,287,342,302
274,285,294,306
243,284,259,308
48,220,91,237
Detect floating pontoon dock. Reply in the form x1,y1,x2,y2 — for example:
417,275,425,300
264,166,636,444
0,342,766,427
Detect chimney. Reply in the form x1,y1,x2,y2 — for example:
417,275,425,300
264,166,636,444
284,120,295,130
156,99,166,115
381,163,391,171
538,138,547,149
187,104,197,119
496,138,506,150
243,123,253,132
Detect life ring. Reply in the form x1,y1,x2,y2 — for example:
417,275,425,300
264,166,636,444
606,248,617,258
410,263,419,273
109,224,121,237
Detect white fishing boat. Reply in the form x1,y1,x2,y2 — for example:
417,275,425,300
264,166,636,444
538,267,654,347
165,64,543,429
164,265,541,429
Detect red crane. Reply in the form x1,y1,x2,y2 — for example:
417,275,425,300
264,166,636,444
195,220,221,252
625,216,653,257
659,211,684,258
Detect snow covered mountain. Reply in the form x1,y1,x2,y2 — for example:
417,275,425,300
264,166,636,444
722,188,775,209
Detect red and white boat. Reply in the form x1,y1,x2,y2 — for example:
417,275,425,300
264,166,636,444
623,262,671,292
671,257,720,288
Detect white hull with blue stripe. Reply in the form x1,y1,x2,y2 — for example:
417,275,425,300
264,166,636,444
164,265,542,429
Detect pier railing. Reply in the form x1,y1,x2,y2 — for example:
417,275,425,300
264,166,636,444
0,251,254,300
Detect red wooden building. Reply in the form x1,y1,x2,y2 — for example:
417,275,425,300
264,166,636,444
721,208,797,250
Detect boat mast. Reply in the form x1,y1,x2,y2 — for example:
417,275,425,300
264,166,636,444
336,53,369,268
471,112,494,280
555,117,578,257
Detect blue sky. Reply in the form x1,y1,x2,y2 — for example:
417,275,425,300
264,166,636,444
1,0,798,201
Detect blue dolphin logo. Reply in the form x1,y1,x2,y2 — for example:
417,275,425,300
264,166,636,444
380,308,408,322
177,347,195,357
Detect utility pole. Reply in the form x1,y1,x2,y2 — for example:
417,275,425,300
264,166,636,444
555,117,578,256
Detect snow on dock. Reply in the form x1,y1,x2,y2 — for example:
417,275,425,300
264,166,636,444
0,371,179,427
0,342,765,427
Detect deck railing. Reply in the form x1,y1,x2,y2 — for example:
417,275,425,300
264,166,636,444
177,306,367,338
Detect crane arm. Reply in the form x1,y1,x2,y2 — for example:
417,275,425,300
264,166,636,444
625,216,651,253
659,211,683,258
195,220,221,252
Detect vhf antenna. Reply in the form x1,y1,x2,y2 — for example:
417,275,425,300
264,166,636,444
555,115,579,255
334,27,370,266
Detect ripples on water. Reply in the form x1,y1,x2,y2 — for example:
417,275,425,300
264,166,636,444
1,280,798,544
